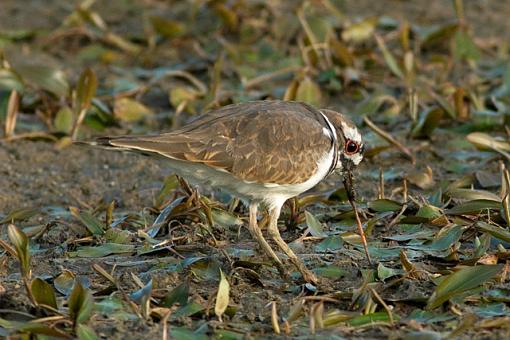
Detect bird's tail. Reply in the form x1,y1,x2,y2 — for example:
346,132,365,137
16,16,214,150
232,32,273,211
74,135,173,159
74,136,141,151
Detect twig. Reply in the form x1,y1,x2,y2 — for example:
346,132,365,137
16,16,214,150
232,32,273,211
363,116,416,164
387,204,407,229
271,301,281,335
379,168,385,199
5,90,19,138
370,287,394,325
350,199,372,265
2,132,58,142
161,309,172,340
244,66,301,89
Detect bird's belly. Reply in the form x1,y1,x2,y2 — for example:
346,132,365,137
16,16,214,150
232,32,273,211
161,147,333,209
169,161,303,200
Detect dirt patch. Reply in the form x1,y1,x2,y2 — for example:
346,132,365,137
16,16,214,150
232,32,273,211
1,0,510,338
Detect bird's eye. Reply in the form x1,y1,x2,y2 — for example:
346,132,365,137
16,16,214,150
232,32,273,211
345,140,359,155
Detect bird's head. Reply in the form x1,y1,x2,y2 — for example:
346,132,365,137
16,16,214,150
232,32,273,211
320,109,364,200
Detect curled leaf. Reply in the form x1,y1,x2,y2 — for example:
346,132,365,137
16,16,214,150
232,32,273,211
74,68,98,114
7,224,31,277
69,282,95,324
215,269,230,322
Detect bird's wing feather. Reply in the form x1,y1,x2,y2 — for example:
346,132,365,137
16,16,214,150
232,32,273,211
99,101,333,184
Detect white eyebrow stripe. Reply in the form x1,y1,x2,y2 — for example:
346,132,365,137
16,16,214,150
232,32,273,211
340,121,362,143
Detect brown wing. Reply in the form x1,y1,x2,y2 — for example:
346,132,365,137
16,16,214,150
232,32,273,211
100,101,333,184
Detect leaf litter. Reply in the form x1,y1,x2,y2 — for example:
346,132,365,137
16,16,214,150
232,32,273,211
1,0,510,338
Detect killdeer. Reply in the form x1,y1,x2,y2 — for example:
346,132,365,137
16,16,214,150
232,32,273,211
87,100,364,284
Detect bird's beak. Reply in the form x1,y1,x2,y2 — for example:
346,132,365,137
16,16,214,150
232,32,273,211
342,170,357,202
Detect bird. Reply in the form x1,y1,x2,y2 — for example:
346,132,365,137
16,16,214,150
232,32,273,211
84,100,364,284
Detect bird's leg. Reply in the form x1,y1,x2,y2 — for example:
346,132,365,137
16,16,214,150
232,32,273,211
247,203,288,278
267,205,319,285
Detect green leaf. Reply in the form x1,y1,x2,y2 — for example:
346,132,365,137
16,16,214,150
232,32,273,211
426,265,503,309
368,199,403,212
172,301,204,318
446,199,502,215
385,229,435,241
295,77,322,108
77,323,99,340
155,175,180,207
75,68,98,113
375,35,404,79
54,270,76,295
215,269,230,321
416,205,443,219
169,86,199,112
453,29,480,61
411,107,444,138
313,265,347,279
341,17,377,42
0,68,24,92
0,207,38,224
114,97,153,122
104,228,131,244
473,303,510,318
347,311,396,326
406,309,455,323
476,222,510,243
314,235,343,252
419,23,458,49
31,278,58,309
161,282,189,308
73,243,135,257
304,211,326,237
377,263,400,281
211,208,243,229
15,64,69,97
7,224,30,277
69,207,105,236
150,16,184,38
466,132,510,152
307,16,333,43
447,189,501,202
68,282,95,324
54,106,74,133
0,319,70,337
408,225,463,252
170,326,208,340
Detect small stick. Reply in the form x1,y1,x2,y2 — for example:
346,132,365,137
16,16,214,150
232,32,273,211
363,116,416,164
161,309,172,340
370,287,394,325
350,199,372,265
343,172,372,265
403,178,408,203
378,168,385,199
271,301,281,335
